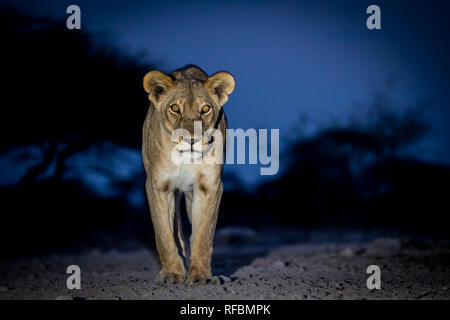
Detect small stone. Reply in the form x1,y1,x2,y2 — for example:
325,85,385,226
218,275,231,284
340,247,354,258
335,283,344,291
55,295,73,300
272,260,286,269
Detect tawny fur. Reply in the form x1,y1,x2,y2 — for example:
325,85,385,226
142,66,235,285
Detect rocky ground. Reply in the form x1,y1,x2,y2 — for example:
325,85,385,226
1,231,450,300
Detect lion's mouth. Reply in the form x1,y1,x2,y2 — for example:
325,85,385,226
177,149,204,162
171,135,216,162
178,149,203,154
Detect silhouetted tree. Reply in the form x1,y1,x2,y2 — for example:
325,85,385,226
0,7,158,256
0,7,154,186
257,96,450,235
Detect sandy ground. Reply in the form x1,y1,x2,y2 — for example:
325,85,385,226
1,235,450,300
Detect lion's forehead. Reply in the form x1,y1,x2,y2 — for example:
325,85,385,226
168,84,215,110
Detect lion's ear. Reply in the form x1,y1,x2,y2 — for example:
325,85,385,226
143,70,174,105
204,72,235,106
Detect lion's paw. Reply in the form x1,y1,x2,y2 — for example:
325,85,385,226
156,269,185,285
185,267,218,285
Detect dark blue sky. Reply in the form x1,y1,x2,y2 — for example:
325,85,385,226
2,0,450,186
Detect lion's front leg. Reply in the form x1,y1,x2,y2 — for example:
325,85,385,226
146,180,186,284
186,182,223,285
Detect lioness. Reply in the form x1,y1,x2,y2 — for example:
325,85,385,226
142,66,235,285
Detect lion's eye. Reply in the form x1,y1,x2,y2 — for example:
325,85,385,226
170,104,180,113
201,105,210,113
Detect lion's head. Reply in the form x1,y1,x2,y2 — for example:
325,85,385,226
143,66,234,160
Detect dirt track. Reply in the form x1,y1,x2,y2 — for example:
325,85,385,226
1,236,449,300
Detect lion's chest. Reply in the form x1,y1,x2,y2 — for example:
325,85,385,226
168,164,198,192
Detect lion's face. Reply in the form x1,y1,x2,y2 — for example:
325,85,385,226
162,82,219,137
143,68,234,158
